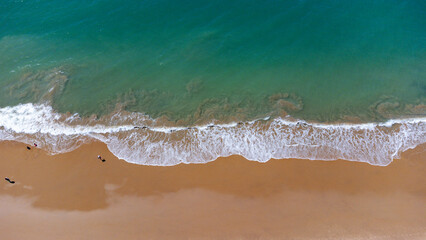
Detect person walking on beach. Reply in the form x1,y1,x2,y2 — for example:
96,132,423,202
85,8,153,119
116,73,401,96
98,155,106,162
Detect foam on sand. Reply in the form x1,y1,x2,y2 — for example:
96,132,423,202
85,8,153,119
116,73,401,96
0,103,425,166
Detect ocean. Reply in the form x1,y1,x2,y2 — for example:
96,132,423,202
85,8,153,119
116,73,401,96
0,0,425,165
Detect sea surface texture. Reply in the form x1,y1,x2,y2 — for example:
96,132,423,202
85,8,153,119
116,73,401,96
0,0,425,165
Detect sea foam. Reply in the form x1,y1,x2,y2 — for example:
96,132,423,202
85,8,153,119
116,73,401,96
0,103,425,166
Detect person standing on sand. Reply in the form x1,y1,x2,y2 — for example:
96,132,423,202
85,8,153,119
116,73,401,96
98,155,106,162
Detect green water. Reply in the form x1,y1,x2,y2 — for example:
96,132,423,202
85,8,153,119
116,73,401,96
1,0,425,123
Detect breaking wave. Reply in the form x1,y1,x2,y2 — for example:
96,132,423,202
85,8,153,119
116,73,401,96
0,103,425,166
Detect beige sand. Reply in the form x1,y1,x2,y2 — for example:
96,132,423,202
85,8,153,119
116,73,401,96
0,140,425,239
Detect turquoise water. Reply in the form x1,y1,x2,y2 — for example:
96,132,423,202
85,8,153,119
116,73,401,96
1,0,425,124
0,0,425,166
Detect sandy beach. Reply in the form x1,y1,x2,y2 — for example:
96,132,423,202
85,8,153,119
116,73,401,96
2,1,425,239
0,140,425,239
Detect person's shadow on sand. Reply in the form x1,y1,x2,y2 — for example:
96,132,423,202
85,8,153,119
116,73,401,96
5,177,15,184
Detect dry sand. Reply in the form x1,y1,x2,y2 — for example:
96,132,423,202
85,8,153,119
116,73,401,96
0,140,425,240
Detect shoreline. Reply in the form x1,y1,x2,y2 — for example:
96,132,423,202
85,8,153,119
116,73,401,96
1,140,425,239
1,103,425,166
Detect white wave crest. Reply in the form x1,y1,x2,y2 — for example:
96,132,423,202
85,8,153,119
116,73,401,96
0,103,425,166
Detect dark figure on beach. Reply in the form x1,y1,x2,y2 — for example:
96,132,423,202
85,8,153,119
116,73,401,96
5,178,15,184
34,143,38,147
98,155,106,162
26,146,31,150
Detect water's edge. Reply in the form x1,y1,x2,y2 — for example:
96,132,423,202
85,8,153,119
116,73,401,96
0,103,425,166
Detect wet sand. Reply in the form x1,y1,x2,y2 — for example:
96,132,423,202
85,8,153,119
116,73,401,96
0,140,425,240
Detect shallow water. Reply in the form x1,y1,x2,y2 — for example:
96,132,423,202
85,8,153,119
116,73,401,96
0,103,424,166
